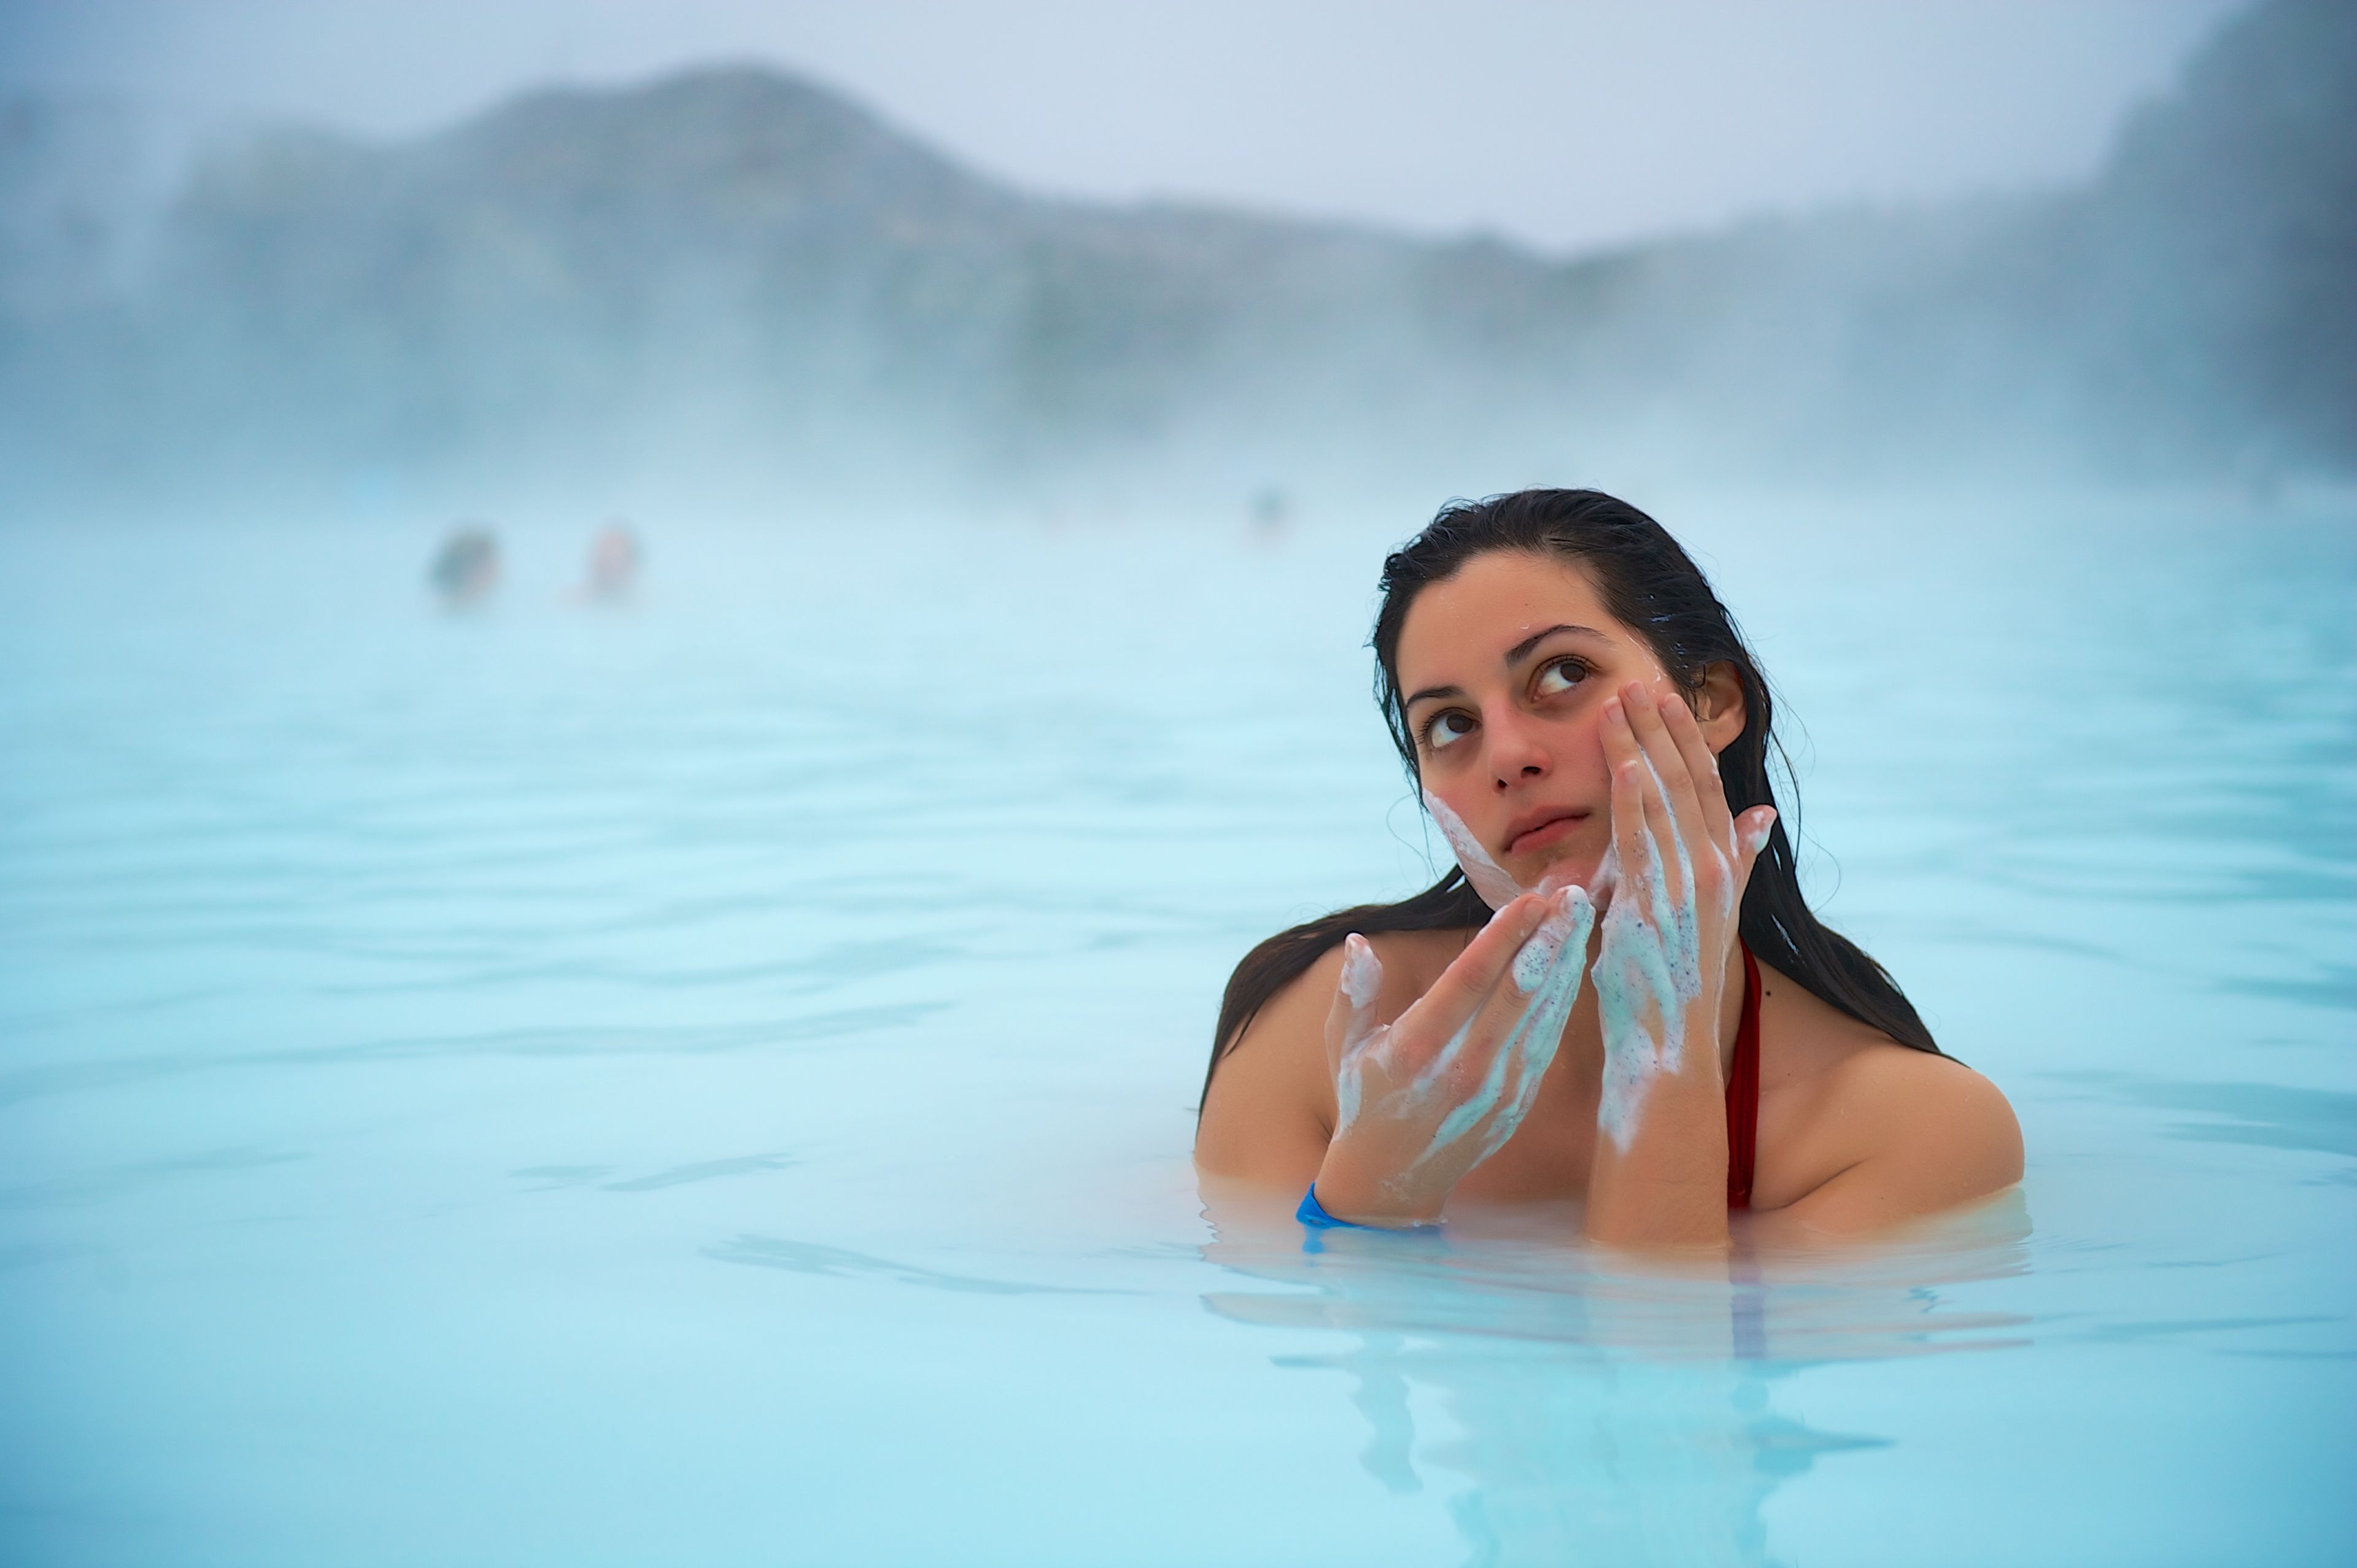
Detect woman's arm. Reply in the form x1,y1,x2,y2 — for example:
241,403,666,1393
1581,680,1775,1250
1315,888,1591,1224
1197,889,1593,1226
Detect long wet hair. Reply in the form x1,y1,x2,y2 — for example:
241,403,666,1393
1203,488,1940,1104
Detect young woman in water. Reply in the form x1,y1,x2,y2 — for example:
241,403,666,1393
1196,490,2021,1246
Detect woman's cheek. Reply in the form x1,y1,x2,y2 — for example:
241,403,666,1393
1558,711,1614,790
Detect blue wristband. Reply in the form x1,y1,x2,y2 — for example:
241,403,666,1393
1296,1185,1441,1251
1297,1183,1374,1230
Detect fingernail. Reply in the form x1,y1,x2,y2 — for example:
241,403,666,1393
1603,697,1627,728
1624,681,1651,709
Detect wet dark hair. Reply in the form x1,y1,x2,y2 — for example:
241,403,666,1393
1203,488,1939,1105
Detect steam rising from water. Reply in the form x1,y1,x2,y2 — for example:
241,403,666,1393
0,1,2348,519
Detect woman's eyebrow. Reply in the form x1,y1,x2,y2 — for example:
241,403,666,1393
1506,623,1611,664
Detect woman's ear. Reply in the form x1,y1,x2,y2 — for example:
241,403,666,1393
1692,662,1748,754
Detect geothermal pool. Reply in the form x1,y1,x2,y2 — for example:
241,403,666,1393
1,489,2350,1565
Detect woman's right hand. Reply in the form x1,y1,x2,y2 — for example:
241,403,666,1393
1311,886,1596,1226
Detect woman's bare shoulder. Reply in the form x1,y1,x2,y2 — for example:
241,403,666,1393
1754,964,2023,1223
1194,927,1469,1180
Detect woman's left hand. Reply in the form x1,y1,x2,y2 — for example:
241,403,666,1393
1585,679,1776,1242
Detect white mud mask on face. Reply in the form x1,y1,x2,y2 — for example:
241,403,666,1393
1423,786,1617,910
1420,787,1523,908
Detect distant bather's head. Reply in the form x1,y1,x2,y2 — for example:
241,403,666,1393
584,525,641,600
430,526,501,606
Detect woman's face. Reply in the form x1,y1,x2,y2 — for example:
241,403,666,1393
1394,549,1741,898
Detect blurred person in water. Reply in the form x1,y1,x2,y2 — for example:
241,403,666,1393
428,525,500,607
1196,490,2021,1248
579,523,641,603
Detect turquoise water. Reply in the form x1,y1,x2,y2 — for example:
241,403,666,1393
1,492,2351,1566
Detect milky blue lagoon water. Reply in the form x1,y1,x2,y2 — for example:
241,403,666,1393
2,492,2351,1566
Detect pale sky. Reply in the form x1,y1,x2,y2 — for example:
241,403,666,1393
0,0,2256,255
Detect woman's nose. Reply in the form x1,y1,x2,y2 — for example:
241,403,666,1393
1487,714,1550,790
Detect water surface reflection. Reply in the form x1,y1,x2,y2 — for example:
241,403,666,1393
1201,1194,2030,1564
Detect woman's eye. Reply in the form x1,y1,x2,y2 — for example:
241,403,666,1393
1535,658,1589,697
1425,711,1474,751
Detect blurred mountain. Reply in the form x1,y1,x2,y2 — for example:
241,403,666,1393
1,0,2348,514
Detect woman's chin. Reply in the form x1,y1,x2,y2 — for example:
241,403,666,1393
1522,846,1610,897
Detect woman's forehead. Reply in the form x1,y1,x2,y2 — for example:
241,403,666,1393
1396,552,1613,674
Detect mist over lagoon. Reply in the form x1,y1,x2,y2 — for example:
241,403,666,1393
2,0,2350,522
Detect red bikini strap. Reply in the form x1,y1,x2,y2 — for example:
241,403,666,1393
1726,943,1762,1211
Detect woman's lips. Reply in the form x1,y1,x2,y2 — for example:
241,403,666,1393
1506,812,1589,855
